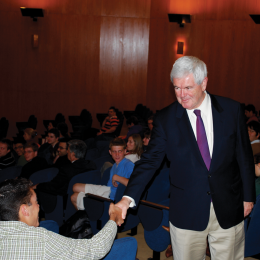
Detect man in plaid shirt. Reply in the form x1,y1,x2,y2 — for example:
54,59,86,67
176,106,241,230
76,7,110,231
0,178,123,260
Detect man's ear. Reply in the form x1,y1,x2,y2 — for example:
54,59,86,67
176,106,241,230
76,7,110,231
7,149,10,154
20,204,29,217
35,151,38,157
109,150,112,156
201,77,208,91
257,133,260,139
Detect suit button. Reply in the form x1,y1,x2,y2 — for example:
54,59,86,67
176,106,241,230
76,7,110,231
208,175,211,178
207,191,211,195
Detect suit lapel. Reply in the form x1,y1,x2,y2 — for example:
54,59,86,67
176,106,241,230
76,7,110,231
176,103,206,169
209,94,224,172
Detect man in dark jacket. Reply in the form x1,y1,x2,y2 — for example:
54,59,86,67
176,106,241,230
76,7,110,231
34,140,96,212
19,143,48,179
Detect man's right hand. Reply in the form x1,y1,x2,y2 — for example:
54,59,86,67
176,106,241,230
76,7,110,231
109,203,124,226
115,197,131,219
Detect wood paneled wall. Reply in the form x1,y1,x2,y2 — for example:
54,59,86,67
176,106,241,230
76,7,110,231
1,0,260,137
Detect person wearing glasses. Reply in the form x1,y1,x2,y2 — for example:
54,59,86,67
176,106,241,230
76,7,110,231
53,138,71,168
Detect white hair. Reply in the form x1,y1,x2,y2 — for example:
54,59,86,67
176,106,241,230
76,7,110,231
170,56,207,85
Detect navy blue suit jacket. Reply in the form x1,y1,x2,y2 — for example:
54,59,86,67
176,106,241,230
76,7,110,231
124,94,256,231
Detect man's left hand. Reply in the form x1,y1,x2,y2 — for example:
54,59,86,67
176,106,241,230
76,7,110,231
244,201,254,217
112,174,118,187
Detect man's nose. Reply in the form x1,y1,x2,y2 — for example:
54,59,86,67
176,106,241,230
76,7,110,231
180,89,186,97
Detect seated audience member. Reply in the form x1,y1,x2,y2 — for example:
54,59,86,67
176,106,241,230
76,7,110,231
245,104,259,124
71,138,134,210
142,129,151,152
125,134,143,163
147,116,154,131
53,137,71,168
0,139,15,170
38,128,60,165
248,121,260,155
254,153,260,197
34,140,96,212
19,143,48,179
57,122,70,138
0,178,123,259
13,138,27,167
47,120,56,131
23,128,39,147
97,107,119,136
120,116,143,141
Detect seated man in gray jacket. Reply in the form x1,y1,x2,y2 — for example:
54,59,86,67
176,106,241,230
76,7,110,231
0,178,123,260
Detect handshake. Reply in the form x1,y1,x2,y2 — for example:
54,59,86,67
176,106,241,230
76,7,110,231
109,203,124,226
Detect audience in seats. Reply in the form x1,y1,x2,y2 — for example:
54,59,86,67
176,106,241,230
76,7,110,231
71,138,134,210
19,143,48,179
38,128,60,165
13,138,27,167
125,134,143,163
53,137,71,168
254,153,260,198
0,139,15,170
23,128,39,147
147,115,154,131
97,107,119,137
120,116,143,141
245,104,259,124
57,122,70,139
248,121,260,155
0,178,123,259
142,129,151,152
34,140,96,213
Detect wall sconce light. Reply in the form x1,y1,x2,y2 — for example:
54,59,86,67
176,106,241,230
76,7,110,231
168,14,191,27
20,7,44,22
177,42,184,54
249,15,260,24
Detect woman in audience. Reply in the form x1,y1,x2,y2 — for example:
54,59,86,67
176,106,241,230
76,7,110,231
125,134,143,163
23,128,40,147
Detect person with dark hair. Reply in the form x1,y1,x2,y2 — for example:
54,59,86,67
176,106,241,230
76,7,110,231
53,137,71,168
0,138,15,170
97,107,119,136
125,134,143,163
38,128,60,165
147,115,154,131
120,116,143,141
13,138,27,167
142,129,151,152
19,143,48,179
71,138,134,210
0,178,123,259
248,121,260,155
245,104,259,124
34,140,96,212
57,122,69,138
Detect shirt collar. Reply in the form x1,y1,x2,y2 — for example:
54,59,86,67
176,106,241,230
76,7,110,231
251,140,260,144
186,91,210,116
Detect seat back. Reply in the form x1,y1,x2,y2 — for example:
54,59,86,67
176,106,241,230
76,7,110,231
85,148,99,161
0,166,22,182
94,155,114,172
30,168,59,185
0,117,9,139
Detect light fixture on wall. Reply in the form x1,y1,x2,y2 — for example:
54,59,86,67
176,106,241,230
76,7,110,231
168,14,191,28
177,42,184,54
249,15,260,24
20,7,44,22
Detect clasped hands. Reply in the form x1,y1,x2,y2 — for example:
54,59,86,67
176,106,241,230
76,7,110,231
109,203,124,226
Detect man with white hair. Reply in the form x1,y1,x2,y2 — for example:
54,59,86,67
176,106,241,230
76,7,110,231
116,56,255,260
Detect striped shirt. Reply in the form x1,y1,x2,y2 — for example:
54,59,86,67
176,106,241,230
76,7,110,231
0,220,117,260
101,116,119,133
0,152,15,170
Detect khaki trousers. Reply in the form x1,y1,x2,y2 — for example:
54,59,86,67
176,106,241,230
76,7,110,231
170,203,245,260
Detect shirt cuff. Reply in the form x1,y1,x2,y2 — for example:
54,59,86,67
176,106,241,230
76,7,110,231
123,195,136,208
